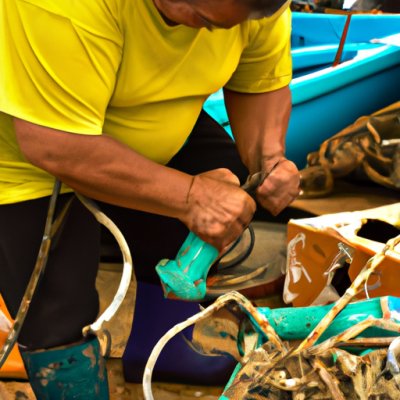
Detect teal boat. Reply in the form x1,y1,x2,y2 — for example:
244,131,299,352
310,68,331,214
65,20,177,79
291,11,400,47
204,12,400,168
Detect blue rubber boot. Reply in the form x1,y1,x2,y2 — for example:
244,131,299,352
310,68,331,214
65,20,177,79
21,336,109,399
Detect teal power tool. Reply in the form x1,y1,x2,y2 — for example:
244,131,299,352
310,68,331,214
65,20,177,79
155,171,267,301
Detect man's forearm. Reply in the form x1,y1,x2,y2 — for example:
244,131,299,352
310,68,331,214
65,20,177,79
223,86,300,216
223,86,292,174
13,117,258,250
13,118,193,220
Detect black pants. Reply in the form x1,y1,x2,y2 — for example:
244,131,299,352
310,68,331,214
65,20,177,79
0,111,248,350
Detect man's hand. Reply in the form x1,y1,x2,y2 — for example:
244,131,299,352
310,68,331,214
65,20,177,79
181,168,256,251
256,156,301,215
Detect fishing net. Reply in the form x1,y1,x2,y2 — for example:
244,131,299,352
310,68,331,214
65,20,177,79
300,102,400,198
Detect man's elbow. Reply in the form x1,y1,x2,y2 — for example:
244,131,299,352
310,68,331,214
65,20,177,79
13,118,66,175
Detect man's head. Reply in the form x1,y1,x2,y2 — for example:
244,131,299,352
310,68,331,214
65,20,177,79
153,0,289,30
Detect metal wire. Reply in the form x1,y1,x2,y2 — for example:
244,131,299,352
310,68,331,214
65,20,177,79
0,179,62,368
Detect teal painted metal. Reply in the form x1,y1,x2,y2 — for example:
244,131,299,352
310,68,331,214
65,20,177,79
21,336,109,400
236,297,400,354
258,296,400,343
156,231,219,300
219,296,400,399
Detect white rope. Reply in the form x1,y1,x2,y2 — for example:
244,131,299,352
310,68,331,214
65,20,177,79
76,195,133,341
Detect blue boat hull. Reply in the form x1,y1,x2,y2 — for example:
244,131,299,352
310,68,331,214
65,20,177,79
288,45,400,167
291,12,400,47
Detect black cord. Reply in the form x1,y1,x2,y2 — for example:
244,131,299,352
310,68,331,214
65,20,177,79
216,224,256,270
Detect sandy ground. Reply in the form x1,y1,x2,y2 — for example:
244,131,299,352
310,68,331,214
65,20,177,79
0,358,224,399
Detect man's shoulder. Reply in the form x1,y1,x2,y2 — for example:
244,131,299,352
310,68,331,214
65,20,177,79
13,0,124,25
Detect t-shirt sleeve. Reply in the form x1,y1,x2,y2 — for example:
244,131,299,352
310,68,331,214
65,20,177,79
225,7,292,93
0,0,122,134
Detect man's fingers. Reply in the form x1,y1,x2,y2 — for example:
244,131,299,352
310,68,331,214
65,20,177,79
183,170,256,251
256,158,301,215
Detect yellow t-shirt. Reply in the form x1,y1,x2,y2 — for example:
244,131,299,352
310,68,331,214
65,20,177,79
0,0,292,204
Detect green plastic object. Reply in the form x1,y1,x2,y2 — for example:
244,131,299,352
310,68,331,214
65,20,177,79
156,231,219,300
155,172,265,301
21,336,109,400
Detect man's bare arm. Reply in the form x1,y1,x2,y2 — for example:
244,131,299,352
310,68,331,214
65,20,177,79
14,118,255,250
224,86,300,215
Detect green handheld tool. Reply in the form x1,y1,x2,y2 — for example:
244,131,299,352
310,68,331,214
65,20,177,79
155,171,267,301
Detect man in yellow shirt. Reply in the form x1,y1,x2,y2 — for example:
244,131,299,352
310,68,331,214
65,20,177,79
0,0,300,397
